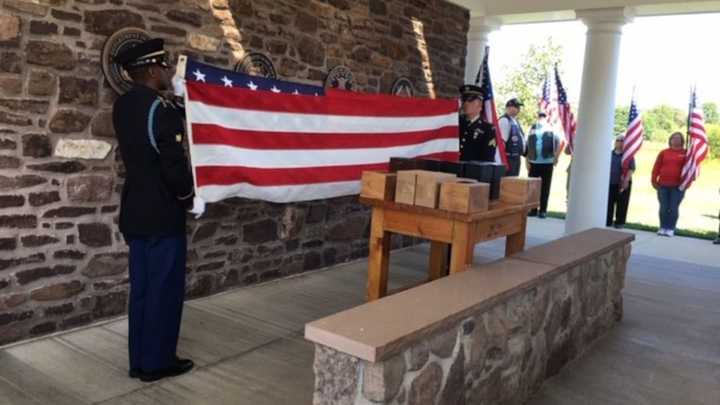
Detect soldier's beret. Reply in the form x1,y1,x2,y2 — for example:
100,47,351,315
114,38,168,70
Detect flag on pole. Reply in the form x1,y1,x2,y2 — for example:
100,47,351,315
177,57,459,203
475,46,508,168
554,65,577,154
539,73,559,132
622,95,644,178
679,87,709,191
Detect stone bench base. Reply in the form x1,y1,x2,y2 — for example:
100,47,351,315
306,229,633,405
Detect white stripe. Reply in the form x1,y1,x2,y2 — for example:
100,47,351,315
192,138,459,169
623,142,642,160
198,181,361,203
188,101,457,134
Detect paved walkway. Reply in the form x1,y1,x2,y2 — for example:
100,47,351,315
1,219,719,404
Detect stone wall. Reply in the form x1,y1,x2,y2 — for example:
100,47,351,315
0,0,470,345
311,243,631,405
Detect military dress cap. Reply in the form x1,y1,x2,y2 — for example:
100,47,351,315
506,98,524,108
459,84,482,101
114,38,168,70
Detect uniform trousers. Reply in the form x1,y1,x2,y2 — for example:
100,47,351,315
126,235,186,372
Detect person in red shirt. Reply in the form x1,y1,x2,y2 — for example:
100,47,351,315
651,132,687,237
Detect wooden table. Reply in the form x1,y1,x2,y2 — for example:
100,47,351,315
360,197,539,301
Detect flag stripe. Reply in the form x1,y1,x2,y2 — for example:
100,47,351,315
187,82,459,117
191,138,459,168
198,181,362,204
191,124,458,150
188,101,457,134
196,151,458,188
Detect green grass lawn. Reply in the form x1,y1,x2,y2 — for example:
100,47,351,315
518,141,720,236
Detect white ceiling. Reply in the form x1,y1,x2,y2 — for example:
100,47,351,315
449,0,720,23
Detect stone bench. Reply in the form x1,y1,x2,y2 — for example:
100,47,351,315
304,228,634,405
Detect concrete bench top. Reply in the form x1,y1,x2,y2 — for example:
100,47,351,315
304,228,634,362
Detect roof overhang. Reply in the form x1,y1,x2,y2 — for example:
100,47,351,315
449,0,720,24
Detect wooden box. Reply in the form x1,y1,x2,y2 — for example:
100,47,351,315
461,162,506,200
439,179,490,214
360,171,397,201
388,157,430,173
500,177,542,205
414,171,457,208
395,170,422,205
419,159,463,176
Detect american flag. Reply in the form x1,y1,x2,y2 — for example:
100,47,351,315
622,97,644,177
554,65,576,154
475,47,508,168
177,57,459,203
679,87,709,191
539,73,559,131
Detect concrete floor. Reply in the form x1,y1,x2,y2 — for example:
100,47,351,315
1,218,719,404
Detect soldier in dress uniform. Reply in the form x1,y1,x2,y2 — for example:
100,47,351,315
112,38,197,382
458,84,497,162
498,98,526,176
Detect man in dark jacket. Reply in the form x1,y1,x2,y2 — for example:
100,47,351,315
113,38,196,382
526,112,563,218
458,84,497,162
498,98,525,176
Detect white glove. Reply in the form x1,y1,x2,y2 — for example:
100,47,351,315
189,196,206,219
172,75,186,98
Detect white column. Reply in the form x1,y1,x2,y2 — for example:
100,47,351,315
566,8,633,235
465,17,500,84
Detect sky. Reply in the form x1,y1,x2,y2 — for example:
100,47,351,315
488,13,720,110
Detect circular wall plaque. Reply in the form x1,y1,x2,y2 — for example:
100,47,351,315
102,28,152,95
391,77,415,97
234,52,277,79
325,65,354,91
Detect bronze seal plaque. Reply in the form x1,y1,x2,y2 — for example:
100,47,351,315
325,65,354,91
234,52,277,79
391,77,415,97
102,28,152,95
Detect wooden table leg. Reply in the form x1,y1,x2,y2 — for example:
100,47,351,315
367,207,391,301
449,221,473,274
428,241,448,281
505,214,527,256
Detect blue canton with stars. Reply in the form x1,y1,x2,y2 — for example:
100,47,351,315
554,65,569,105
185,59,325,96
628,100,639,125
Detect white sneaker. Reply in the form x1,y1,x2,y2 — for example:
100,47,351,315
666,230,674,237
657,228,667,236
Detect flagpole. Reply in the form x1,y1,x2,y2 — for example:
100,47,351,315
175,55,200,198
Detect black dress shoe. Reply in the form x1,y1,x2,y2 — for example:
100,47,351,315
139,358,195,383
538,212,547,219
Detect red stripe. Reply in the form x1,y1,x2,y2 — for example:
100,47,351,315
186,82,459,117
196,151,459,187
191,124,458,150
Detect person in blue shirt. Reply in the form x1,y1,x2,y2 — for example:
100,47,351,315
526,112,563,218
607,135,635,229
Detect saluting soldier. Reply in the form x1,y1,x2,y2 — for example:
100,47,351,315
458,84,497,162
113,38,197,382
